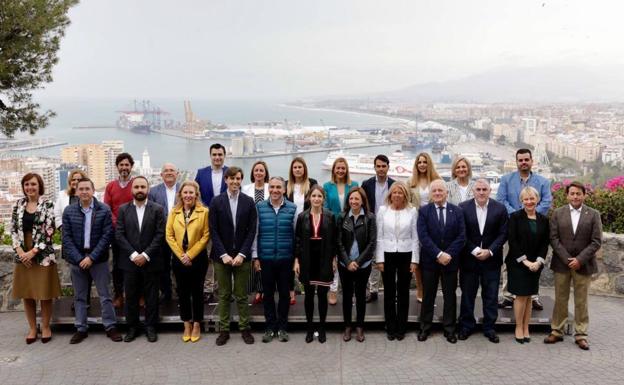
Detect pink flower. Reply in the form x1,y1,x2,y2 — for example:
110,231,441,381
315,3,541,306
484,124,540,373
604,176,624,192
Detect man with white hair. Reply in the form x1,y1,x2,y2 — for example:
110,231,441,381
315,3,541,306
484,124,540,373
417,179,466,343
457,179,508,343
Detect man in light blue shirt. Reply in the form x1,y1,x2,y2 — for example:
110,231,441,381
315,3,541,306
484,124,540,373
496,148,552,310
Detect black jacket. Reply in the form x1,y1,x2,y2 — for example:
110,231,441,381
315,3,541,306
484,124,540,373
294,208,336,285
506,209,550,267
361,176,395,214
336,210,377,268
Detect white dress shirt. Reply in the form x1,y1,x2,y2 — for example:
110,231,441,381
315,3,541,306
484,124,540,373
212,168,223,198
130,200,150,262
570,204,582,235
165,184,176,213
375,205,419,263
471,199,492,257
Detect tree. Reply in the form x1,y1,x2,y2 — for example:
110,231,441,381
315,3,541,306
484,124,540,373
0,0,79,137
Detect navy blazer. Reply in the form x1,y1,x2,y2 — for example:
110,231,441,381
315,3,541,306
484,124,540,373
417,202,466,272
209,191,257,261
458,198,508,272
361,176,395,214
195,165,228,207
115,200,166,272
61,198,113,265
148,182,180,218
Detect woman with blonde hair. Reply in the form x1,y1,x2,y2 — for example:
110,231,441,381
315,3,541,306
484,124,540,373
407,152,439,301
446,156,475,205
54,169,88,227
376,181,418,341
166,180,210,342
506,186,549,344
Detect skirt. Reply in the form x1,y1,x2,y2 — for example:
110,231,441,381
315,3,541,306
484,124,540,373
12,263,62,300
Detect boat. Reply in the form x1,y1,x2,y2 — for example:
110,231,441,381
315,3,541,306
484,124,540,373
322,151,414,179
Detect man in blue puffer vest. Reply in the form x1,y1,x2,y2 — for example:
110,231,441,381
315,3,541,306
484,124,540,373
252,176,297,343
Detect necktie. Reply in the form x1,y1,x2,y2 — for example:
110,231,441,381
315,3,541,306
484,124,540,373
438,206,445,229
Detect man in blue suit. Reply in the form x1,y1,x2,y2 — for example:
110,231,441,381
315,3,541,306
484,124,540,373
148,162,180,301
361,154,395,303
417,179,466,343
195,143,228,301
458,179,508,343
209,166,257,346
195,143,228,207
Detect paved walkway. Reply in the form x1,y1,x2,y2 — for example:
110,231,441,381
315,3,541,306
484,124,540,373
1,289,623,385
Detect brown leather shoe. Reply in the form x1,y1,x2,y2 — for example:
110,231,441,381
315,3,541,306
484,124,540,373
575,339,590,350
241,329,254,344
356,327,365,342
343,327,352,342
69,331,88,344
106,328,122,342
543,334,564,344
112,295,124,309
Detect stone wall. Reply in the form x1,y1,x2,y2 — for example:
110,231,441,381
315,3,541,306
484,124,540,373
1,232,623,311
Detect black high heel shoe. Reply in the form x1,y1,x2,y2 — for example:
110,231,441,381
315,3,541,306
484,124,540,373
305,330,314,343
515,337,525,344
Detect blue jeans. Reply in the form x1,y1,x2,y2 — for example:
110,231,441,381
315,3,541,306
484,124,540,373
459,268,501,335
71,262,117,332
260,258,293,332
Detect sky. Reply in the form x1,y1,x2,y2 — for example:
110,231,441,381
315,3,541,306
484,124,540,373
40,0,624,100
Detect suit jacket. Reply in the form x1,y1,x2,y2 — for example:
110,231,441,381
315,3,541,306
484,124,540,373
506,209,549,266
148,182,180,218
294,209,337,285
115,200,166,272
549,205,602,275
417,202,466,272
361,176,395,214
459,198,508,272
195,165,228,207
209,191,257,261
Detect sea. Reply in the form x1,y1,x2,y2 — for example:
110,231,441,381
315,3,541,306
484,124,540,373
15,98,411,184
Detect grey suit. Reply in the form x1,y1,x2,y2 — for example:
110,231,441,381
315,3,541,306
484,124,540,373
549,204,602,340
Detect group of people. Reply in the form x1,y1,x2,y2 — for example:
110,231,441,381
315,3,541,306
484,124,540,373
10,145,602,350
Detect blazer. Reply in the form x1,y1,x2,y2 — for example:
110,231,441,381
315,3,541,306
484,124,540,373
417,202,466,272
336,209,377,268
323,180,359,218
62,198,113,265
115,200,166,272
376,205,419,263
446,179,476,206
506,209,550,267
549,205,602,275
195,165,228,207
54,190,71,228
166,204,210,260
241,183,269,202
361,176,395,214
209,191,257,261
11,196,56,265
459,198,508,272
294,209,337,285
148,182,180,218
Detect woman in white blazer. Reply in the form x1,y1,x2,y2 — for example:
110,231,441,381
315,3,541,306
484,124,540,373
54,169,88,228
376,181,419,341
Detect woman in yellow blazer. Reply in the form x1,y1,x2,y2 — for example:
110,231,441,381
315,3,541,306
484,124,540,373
166,180,210,342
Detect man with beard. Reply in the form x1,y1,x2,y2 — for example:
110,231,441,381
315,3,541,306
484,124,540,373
104,153,135,309
115,176,166,342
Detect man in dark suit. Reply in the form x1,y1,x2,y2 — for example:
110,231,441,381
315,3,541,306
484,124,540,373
361,154,395,303
457,179,508,343
545,181,602,350
115,176,166,343
148,162,180,301
417,179,466,343
209,166,258,346
195,143,228,301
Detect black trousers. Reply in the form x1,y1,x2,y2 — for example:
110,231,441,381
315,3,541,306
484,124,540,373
124,268,160,328
420,268,458,335
381,252,412,335
159,243,173,300
260,258,292,332
111,241,124,297
339,264,372,327
303,284,329,328
172,252,208,322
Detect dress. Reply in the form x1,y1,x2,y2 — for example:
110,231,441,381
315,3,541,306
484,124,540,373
307,215,332,287
506,210,550,296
